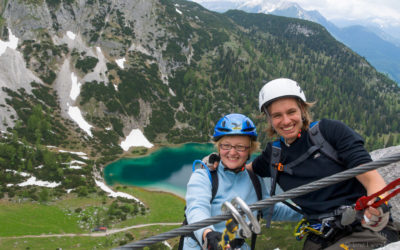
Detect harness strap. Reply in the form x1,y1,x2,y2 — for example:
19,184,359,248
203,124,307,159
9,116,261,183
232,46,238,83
306,206,351,222
281,145,321,174
309,122,343,165
266,144,320,227
246,169,263,250
210,170,218,202
266,144,281,228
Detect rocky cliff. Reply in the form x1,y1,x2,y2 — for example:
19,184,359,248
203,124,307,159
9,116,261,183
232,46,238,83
371,145,400,221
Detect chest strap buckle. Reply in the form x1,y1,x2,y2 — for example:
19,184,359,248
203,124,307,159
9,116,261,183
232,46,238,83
274,162,284,172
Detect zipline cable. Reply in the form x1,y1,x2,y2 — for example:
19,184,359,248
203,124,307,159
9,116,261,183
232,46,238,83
116,151,400,249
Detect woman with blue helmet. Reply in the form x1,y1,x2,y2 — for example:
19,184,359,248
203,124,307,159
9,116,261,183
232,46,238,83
183,113,302,250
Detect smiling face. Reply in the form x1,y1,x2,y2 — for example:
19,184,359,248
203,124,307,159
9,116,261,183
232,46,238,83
218,135,251,170
268,97,303,144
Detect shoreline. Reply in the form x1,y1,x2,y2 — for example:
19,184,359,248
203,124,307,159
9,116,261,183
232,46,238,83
138,186,186,201
98,142,215,202
101,141,214,169
109,182,186,201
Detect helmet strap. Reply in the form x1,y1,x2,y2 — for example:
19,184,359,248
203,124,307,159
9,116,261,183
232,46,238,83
262,105,269,116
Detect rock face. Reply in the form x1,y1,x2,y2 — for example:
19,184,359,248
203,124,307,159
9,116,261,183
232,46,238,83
370,145,400,221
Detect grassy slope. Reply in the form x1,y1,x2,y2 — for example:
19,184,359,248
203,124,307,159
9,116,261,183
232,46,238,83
0,201,82,237
0,185,304,249
0,187,185,249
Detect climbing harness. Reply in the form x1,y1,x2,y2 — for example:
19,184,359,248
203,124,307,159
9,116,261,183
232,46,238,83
115,151,400,249
294,178,400,240
293,207,351,241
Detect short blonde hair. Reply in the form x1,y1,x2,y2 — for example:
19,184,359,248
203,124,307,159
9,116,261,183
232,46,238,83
265,98,315,138
214,135,260,155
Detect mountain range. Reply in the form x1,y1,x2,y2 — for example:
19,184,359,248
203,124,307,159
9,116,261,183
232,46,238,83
0,0,399,247
0,0,399,188
191,0,400,85
0,0,399,157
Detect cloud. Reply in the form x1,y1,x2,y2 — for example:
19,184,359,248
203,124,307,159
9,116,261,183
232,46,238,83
191,0,400,24
287,0,400,22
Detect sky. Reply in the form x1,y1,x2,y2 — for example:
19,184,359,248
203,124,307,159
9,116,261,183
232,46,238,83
192,0,400,25
294,0,400,24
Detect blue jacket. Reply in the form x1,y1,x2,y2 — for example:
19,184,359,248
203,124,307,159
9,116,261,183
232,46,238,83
184,161,302,249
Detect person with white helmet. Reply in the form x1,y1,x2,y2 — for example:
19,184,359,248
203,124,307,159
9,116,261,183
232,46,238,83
252,78,398,249
183,113,302,250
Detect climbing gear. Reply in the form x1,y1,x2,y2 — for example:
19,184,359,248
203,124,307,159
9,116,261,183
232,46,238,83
219,197,261,249
213,114,257,141
341,178,400,231
265,120,342,227
220,219,239,249
258,78,306,112
294,204,359,241
177,160,263,250
119,151,400,249
296,179,400,241
294,218,333,241
355,178,400,211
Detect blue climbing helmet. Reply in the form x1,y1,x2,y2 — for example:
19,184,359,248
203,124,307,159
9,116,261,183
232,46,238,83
213,113,257,141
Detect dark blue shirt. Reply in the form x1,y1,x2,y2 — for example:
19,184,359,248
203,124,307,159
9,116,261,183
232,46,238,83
252,119,372,216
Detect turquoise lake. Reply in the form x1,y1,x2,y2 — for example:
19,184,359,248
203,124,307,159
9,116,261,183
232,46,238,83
104,143,263,197
104,143,216,197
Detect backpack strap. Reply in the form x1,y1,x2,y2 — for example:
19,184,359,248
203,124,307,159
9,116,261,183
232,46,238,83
265,141,282,228
270,140,282,196
247,169,262,201
309,121,343,165
281,145,321,174
210,170,219,202
247,168,263,250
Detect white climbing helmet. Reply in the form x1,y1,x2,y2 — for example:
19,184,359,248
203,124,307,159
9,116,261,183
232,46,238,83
258,78,306,112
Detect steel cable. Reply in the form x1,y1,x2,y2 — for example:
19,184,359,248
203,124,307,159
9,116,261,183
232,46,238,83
117,151,400,249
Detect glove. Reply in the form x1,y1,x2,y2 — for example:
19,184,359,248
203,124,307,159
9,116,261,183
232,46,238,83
203,231,222,250
202,153,220,171
362,203,390,232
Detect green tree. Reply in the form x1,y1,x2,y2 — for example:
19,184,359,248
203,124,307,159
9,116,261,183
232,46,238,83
38,188,49,203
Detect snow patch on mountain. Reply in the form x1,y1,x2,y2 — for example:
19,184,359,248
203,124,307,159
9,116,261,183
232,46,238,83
120,129,154,151
0,29,42,130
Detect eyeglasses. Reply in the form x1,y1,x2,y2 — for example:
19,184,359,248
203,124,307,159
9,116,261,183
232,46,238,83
219,143,250,152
